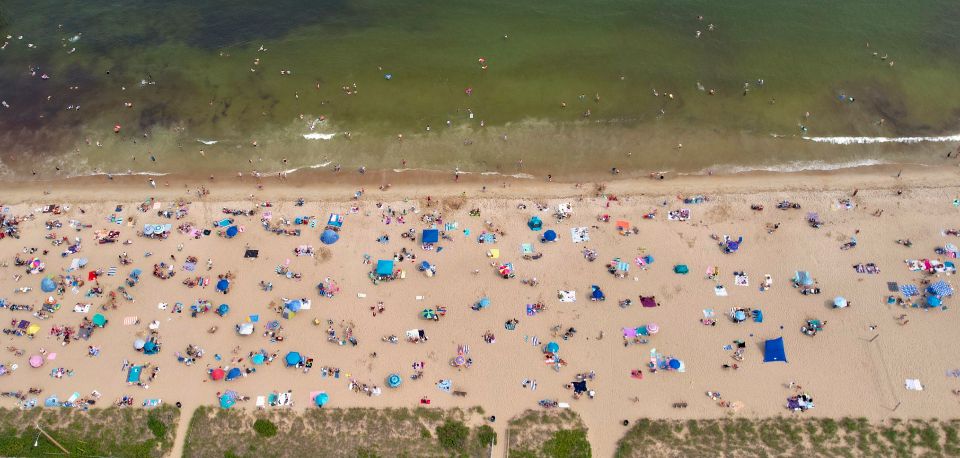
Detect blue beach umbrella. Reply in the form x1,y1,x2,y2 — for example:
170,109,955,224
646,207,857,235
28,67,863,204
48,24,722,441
320,229,339,245
40,277,56,292
545,341,560,353
542,230,557,242
285,351,302,366
216,279,230,292
314,392,329,407
251,353,265,365
216,304,229,316
668,359,682,370
226,367,243,381
219,392,236,409
387,374,402,388
833,296,847,308
225,226,239,238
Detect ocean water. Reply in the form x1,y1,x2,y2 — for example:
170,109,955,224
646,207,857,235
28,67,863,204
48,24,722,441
1,0,959,179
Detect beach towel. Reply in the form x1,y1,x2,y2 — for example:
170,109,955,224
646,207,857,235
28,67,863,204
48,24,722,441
703,309,714,318
570,227,590,243
623,327,638,338
714,285,728,296
436,379,452,393
256,396,266,408
123,316,139,325
929,280,954,297
444,222,458,231
107,267,117,276
521,243,534,255
734,273,749,286
558,290,576,302
530,336,540,347
900,284,919,297
488,249,500,259
887,282,899,292
73,304,90,313
905,379,924,391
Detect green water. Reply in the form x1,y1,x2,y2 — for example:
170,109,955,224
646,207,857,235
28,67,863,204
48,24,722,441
1,0,959,178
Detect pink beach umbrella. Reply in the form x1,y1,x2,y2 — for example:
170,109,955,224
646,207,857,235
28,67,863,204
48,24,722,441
646,323,660,335
29,354,44,368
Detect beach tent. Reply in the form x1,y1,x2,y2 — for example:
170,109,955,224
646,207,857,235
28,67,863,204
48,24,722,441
422,229,439,244
251,353,265,365
421,309,436,320
673,265,689,274
92,314,107,327
794,271,814,287
44,396,59,407
926,296,942,307
314,392,329,407
724,237,742,253
226,367,242,381
763,337,787,363
542,230,557,242
285,351,302,366
376,260,394,276
40,277,56,293
572,381,588,394
216,279,230,293
590,285,605,301
387,374,402,388
320,229,339,245
225,226,239,238
528,216,543,231
244,249,259,259
833,296,848,308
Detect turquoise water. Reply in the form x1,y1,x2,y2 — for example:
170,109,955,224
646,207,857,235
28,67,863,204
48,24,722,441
1,0,959,178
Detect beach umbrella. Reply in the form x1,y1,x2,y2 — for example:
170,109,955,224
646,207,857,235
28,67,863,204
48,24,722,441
226,367,242,381
314,392,329,407
133,338,146,350
225,226,239,238
527,216,543,231
216,304,229,316
143,224,155,235
216,279,230,292
646,323,660,335
542,230,557,242
251,353,265,365
29,354,43,368
143,341,157,354
285,351,302,366
545,341,560,353
453,355,466,366
477,297,491,309
668,359,682,370
26,324,41,335
387,374,402,388
833,296,847,308
320,229,339,245
40,277,56,293
421,309,436,320
926,296,942,307
210,368,225,381
91,313,106,327
734,310,747,322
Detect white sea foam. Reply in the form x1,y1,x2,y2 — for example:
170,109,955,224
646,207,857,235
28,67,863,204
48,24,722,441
196,139,218,145
698,159,893,175
801,134,960,144
303,133,336,140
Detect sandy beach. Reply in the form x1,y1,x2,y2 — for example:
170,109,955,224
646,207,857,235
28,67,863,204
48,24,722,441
1,164,959,457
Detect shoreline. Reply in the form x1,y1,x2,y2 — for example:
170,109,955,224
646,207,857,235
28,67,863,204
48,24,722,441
1,161,954,205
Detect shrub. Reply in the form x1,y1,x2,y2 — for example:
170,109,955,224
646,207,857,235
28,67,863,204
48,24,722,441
253,419,277,438
147,412,167,439
543,429,591,458
436,420,469,451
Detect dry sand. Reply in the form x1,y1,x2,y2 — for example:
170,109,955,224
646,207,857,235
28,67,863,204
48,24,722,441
1,165,959,457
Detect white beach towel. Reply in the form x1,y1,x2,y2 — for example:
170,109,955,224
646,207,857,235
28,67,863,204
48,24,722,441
905,379,924,391
558,290,576,302
735,274,749,286
714,285,728,296
570,227,590,243
73,304,90,313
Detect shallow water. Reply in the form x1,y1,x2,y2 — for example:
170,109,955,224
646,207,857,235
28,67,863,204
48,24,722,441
1,0,959,178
